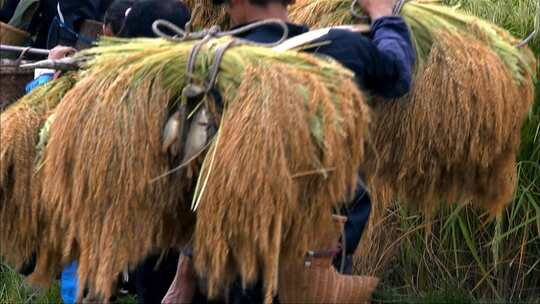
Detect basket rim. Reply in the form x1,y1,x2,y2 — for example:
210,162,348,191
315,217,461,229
0,21,31,37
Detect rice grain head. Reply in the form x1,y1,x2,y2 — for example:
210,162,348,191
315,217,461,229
193,58,370,299
0,76,75,268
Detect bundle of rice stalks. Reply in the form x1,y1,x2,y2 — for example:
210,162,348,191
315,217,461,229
193,59,369,300
290,0,536,215
32,37,369,300
0,76,75,268
37,48,196,298
184,0,229,29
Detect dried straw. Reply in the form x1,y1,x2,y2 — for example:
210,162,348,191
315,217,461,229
289,0,360,28
184,0,229,29
0,76,75,268
39,70,196,299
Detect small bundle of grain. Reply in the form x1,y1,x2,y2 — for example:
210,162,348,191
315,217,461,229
289,0,360,28
290,0,536,215
184,0,229,29
31,37,369,301
0,76,75,268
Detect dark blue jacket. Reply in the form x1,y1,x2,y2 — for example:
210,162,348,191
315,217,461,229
233,17,415,255
234,17,415,99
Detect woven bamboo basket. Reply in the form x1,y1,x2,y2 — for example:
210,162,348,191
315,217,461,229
278,216,379,303
0,60,34,110
0,22,30,45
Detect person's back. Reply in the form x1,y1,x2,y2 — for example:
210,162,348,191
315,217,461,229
214,0,415,254
202,1,415,302
24,1,192,303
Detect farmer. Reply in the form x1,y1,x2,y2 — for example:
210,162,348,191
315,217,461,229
22,1,192,303
166,0,415,303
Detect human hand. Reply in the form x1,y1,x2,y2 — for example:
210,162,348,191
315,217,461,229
357,0,395,21
48,45,76,60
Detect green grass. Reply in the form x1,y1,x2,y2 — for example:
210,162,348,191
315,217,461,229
0,263,61,303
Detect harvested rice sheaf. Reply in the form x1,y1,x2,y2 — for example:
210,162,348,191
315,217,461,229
291,0,537,214
0,76,75,268
193,61,369,300
30,37,369,300
365,32,534,216
39,68,196,299
184,0,228,29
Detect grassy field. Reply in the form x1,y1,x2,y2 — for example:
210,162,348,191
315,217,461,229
1,0,539,303
0,263,61,303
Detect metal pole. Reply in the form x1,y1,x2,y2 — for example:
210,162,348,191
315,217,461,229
0,44,50,57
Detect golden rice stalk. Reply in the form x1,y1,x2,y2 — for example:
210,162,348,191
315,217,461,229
193,60,370,299
39,72,196,300
0,76,75,267
184,0,229,29
34,38,212,298
364,32,535,215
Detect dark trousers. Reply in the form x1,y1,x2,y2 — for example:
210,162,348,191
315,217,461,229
135,251,181,304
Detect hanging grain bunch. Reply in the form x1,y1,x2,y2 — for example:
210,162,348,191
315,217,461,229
366,32,534,215
34,38,207,297
32,36,369,300
38,48,196,298
0,76,75,268
193,60,369,300
291,0,534,80
290,0,536,214
184,0,229,29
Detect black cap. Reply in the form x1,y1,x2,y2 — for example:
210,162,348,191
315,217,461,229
119,0,191,38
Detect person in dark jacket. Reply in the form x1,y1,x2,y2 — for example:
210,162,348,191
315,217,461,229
23,2,192,303
190,0,415,302
33,0,112,48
